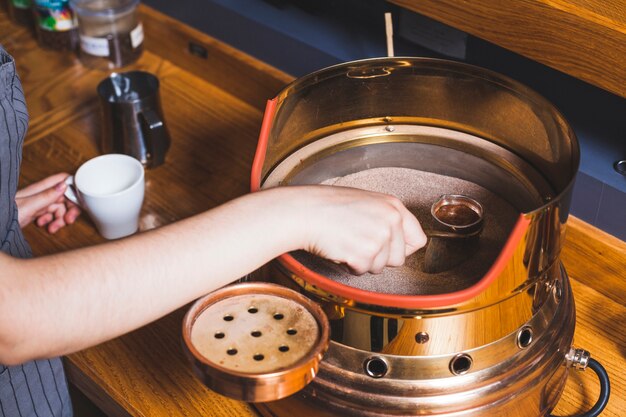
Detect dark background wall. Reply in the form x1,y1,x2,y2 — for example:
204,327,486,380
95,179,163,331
144,0,626,240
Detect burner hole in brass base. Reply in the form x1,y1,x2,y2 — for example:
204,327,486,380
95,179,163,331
517,326,534,349
364,357,389,378
450,353,473,375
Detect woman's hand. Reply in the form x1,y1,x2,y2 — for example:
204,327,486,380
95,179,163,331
285,186,427,275
16,173,81,234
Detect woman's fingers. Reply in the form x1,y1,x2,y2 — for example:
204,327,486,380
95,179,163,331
368,243,391,275
387,222,407,268
15,173,70,198
33,203,67,231
36,213,54,227
385,196,427,256
64,204,81,224
16,181,67,227
299,185,427,275
47,203,69,233
48,217,67,234
16,174,81,232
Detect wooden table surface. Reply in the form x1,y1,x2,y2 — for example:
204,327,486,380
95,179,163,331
2,5,624,417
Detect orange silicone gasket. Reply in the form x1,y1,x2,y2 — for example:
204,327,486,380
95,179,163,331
251,99,531,309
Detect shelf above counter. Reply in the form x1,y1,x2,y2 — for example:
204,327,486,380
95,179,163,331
390,0,626,98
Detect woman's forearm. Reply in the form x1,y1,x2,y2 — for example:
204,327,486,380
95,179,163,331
0,186,425,364
0,189,301,364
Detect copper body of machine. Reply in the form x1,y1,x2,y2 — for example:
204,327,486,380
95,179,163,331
184,58,610,417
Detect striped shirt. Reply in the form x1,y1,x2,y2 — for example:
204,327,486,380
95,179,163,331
0,47,72,417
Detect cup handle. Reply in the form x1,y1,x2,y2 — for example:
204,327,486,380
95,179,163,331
64,175,81,207
139,108,170,167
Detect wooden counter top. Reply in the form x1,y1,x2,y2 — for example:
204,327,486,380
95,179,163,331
391,0,626,98
3,4,624,417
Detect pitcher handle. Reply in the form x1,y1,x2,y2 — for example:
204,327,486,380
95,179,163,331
139,108,170,167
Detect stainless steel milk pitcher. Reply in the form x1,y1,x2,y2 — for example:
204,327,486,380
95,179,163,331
97,71,170,168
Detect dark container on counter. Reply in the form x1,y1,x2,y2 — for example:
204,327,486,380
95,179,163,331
33,0,79,50
70,0,143,69
8,0,34,26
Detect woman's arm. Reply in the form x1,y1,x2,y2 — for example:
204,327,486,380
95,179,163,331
0,185,426,365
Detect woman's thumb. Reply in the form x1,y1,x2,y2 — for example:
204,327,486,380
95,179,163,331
29,181,67,211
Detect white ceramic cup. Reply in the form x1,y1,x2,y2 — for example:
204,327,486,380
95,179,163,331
65,154,145,240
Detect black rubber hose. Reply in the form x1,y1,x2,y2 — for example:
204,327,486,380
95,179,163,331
550,358,611,417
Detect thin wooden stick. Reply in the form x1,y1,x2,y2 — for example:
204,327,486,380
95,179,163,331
385,12,394,57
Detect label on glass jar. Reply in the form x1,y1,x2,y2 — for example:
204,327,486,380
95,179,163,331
34,0,77,31
12,0,31,9
130,22,144,49
80,22,143,62
80,35,109,57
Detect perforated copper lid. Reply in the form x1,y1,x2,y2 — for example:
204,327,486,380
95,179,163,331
182,282,330,402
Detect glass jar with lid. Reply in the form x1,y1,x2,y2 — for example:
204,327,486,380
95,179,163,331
70,0,143,68
33,0,79,50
